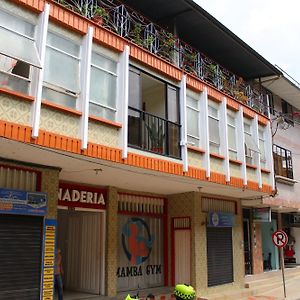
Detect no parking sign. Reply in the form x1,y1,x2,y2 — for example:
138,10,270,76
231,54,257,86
272,230,288,248
272,229,288,299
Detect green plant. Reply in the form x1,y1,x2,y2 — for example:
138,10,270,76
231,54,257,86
146,122,165,150
132,23,143,46
93,7,109,24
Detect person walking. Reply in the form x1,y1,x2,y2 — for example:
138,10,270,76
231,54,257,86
55,248,64,300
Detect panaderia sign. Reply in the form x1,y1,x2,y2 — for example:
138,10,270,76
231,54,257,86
58,182,106,210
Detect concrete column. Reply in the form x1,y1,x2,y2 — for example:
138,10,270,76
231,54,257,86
105,186,118,297
251,222,263,274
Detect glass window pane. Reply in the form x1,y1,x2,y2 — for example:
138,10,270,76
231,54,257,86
229,149,237,160
187,107,199,138
228,125,236,150
44,48,79,92
90,66,116,108
167,85,179,123
0,10,35,37
227,114,235,126
210,143,219,154
244,123,251,133
92,52,117,73
129,69,141,109
209,117,220,144
0,27,40,67
187,96,198,110
259,139,265,159
208,104,218,118
0,71,29,94
258,129,264,139
42,87,76,109
47,32,80,57
187,135,199,147
89,102,116,121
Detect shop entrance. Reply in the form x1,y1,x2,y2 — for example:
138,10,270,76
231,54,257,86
261,218,279,271
57,209,105,295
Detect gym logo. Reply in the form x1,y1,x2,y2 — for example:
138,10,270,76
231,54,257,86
121,217,154,265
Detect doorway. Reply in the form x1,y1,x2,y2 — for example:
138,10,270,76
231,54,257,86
57,209,105,295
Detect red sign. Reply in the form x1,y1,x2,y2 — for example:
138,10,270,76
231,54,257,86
272,230,288,248
58,182,106,210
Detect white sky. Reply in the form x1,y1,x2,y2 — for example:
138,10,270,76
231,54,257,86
194,0,300,83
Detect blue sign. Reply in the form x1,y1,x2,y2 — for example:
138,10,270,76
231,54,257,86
208,212,235,227
0,188,47,216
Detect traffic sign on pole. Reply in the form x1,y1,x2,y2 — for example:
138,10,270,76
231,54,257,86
272,230,288,248
272,229,288,299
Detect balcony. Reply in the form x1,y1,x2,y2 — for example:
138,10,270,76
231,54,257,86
128,107,181,158
55,0,269,116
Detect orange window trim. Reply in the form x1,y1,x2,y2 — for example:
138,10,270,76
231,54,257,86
229,159,243,166
187,145,205,154
0,88,34,102
89,115,122,128
210,153,225,160
42,100,82,116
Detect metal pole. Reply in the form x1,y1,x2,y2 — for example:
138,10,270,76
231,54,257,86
280,247,287,299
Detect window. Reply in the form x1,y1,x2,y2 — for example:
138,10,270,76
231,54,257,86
273,144,293,179
281,100,294,126
244,119,259,165
89,52,118,121
227,111,237,160
186,94,200,147
266,90,275,116
43,32,80,109
258,127,266,168
208,100,220,154
0,9,40,94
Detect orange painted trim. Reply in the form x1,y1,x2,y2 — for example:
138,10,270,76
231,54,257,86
42,100,82,116
89,115,122,128
261,184,273,194
129,44,182,82
10,0,45,12
229,159,242,165
247,180,260,191
229,176,244,188
261,168,271,174
207,86,223,102
0,120,270,193
0,88,34,102
258,115,269,125
209,172,226,184
227,98,239,111
186,75,205,92
243,107,256,119
246,164,257,170
210,153,225,160
187,145,205,154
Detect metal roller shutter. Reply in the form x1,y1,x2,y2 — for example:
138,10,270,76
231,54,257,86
0,214,43,300
207,227,233,287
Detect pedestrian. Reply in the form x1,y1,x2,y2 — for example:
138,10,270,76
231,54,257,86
55,248,64,300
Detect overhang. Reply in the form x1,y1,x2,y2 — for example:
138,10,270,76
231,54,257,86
122,0,282,79
261,75,300,111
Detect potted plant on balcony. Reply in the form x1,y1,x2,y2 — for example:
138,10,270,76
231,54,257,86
146,122,165,154
92,7,109,25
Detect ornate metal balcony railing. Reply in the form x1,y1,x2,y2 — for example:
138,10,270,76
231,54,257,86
55,0,269,116
128,107,181,158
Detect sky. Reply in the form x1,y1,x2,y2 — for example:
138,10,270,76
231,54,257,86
194,0,300,83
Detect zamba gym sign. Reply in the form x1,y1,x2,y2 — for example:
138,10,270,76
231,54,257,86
58,182,106,210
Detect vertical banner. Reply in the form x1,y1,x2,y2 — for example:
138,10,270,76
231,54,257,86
41,219,57,300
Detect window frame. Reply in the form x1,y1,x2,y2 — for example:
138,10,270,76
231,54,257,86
208,100,220,154
186,93,200,147
89,50,118,121
273,144,293,179
42,30,81,108
227,111,237,160
258,126,266,168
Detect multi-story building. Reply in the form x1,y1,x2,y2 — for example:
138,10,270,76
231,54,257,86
0,0,297,299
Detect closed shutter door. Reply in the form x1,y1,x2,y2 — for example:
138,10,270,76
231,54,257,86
207,227,233,287
0,214,43,300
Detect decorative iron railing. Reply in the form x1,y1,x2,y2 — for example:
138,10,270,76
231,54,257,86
55,0,269,116
128,107,181,158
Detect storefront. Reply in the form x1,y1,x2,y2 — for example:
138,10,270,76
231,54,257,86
117,193,167,292
256,209,279,271
206,212,234,287
56,182,106,296
0,164,52,300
